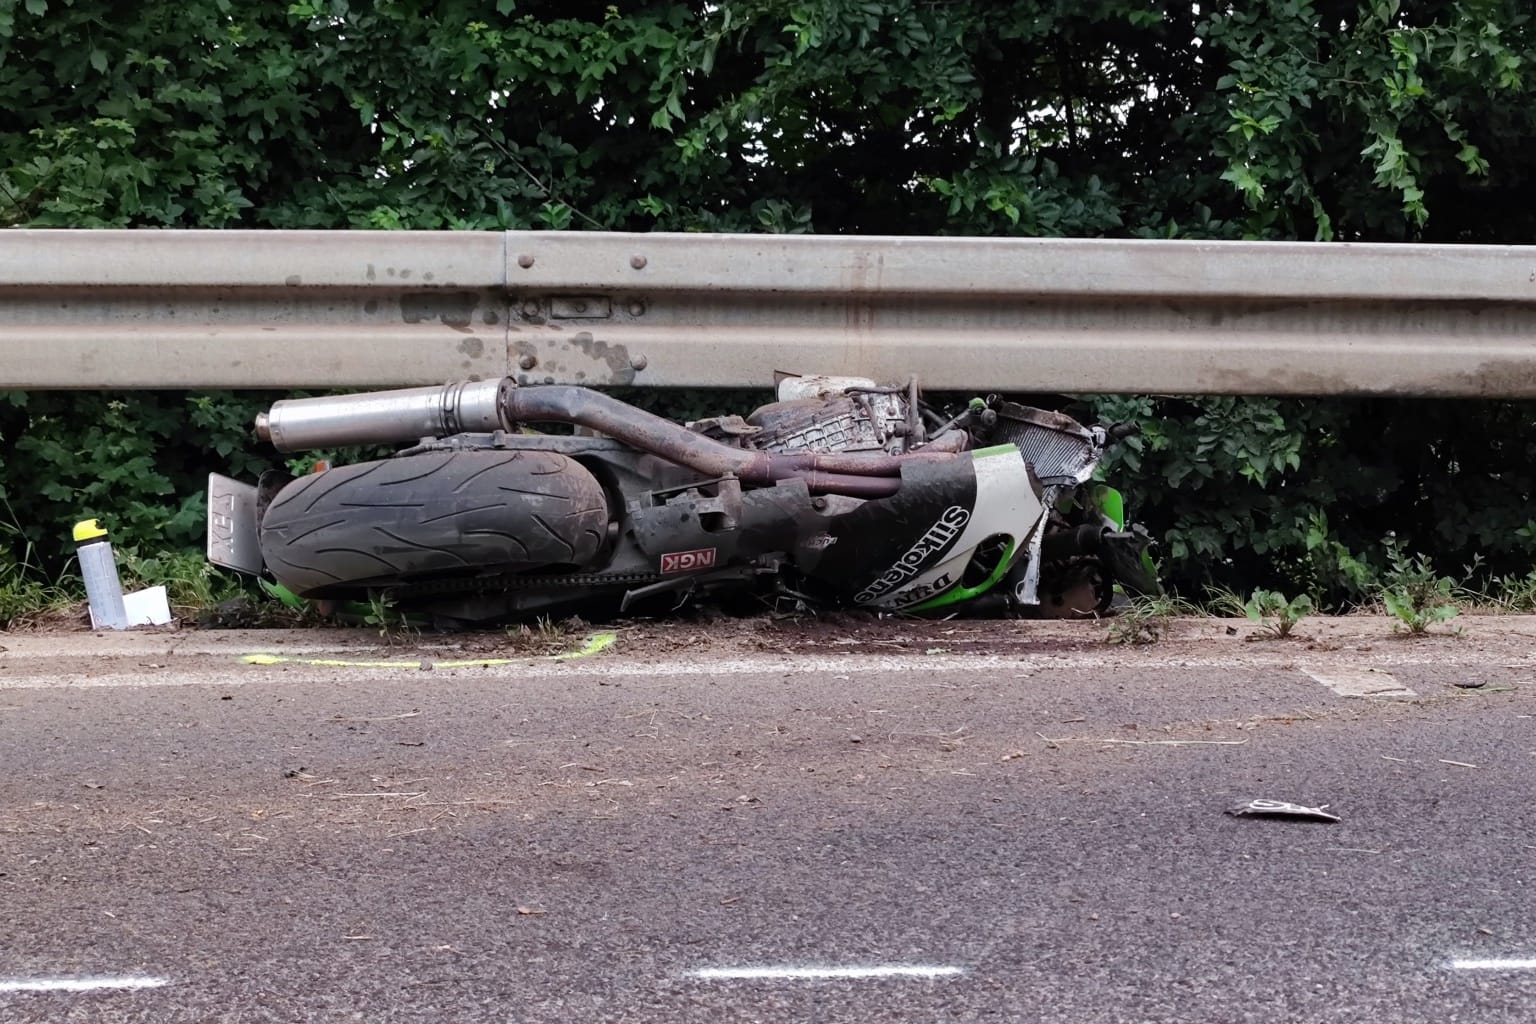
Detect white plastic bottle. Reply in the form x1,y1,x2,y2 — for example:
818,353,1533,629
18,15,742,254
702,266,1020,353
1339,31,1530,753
74,519,128,630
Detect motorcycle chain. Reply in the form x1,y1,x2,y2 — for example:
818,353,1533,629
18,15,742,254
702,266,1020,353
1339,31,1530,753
397,570,664,598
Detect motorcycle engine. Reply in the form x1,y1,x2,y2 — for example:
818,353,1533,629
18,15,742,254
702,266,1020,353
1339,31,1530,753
740,375,919,456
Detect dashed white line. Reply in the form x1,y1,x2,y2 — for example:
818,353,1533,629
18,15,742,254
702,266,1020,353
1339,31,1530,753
1302,667,1417,698
1448,958,1536,970
686,965,964,981
0,976,169,994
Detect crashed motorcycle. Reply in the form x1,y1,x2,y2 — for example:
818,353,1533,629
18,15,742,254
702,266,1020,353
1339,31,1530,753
206,373,1156,626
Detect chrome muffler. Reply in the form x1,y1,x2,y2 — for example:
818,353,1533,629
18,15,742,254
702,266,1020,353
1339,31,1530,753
256,379,512,453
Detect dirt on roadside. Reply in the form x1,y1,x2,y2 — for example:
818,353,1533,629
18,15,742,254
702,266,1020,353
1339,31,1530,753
7,598,1536,673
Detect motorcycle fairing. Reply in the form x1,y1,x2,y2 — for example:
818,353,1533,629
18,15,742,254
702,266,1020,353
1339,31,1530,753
897,445,1044,611
807,445,1044,610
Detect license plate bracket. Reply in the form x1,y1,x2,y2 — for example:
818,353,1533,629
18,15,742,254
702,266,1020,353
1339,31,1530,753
206,473,263,576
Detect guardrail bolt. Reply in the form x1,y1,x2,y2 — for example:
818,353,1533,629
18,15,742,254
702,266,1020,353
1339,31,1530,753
517,253,535,269
627,300,646,317
630,354,649,372
630,254,648,270
521,300,541,317
518,354,538,371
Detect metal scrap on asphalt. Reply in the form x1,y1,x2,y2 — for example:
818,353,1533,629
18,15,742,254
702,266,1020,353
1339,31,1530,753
1225,799,1341,823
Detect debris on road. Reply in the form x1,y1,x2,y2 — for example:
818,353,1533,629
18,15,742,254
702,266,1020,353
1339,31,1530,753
1225,799,1341,823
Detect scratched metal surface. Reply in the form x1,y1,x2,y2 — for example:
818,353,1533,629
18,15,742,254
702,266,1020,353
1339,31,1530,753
4,229,1536,394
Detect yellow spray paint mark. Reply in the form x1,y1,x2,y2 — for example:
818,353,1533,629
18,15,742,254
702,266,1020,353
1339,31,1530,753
552,631,617,660
240,631,619,670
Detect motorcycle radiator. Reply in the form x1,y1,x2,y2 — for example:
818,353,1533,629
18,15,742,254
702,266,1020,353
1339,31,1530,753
988,402,1103,487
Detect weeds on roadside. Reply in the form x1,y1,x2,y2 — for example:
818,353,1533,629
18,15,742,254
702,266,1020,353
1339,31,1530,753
1242,589,1314,639
1451,555,1536,614
0,495,79,629
362,589,418,643
1482,571,1536,613
1380,537,1460,634
503,615,586,655
118,548,245,619
0,566,76,629
1105,594,1197,645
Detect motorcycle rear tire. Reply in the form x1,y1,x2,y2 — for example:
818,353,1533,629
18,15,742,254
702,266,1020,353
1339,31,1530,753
259,450,609,596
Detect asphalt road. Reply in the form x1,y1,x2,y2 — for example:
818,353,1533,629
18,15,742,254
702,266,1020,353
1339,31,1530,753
1,622,1534,1022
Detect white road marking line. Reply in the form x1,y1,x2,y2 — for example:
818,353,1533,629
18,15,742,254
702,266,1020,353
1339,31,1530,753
1302,667,1417,698
0,976,169,993
1448,958,1536,970
7,649,1521,690
686,965,964,981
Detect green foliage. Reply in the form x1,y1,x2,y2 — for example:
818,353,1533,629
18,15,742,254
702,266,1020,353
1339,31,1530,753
361,589,417,642
1471,570,1536,612
1090,394,1536,608
0,1,1534,608
1380,537,1461,633
0,391,281,581
1244,589,1314,639
0,497,75,627
0,566,72,628
8,1,1529,238
118,548,245,615
1204,0,1532,240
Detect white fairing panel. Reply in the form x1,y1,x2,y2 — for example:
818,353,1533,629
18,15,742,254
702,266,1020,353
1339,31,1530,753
872,447,1044,610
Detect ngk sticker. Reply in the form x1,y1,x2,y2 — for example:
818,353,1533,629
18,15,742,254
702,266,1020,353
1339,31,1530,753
660,548,717,574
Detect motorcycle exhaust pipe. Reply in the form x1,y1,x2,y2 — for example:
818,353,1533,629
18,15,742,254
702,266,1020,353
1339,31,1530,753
256,378,942,497
256,379,512,452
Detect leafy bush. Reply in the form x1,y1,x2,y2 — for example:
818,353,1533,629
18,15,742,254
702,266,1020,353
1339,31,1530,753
1,2,1534,611
1089,394,1536,609
0,390,279,582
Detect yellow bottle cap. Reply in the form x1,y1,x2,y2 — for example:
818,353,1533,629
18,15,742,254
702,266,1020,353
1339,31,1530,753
73,519,108,542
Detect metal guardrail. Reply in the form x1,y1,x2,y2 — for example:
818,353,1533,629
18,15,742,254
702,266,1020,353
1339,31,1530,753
3,229,1535,394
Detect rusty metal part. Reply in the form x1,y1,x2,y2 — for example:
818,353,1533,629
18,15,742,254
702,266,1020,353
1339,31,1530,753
499,384,960,485
906,375,923,444
798,473,900,498
914,430,969,454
